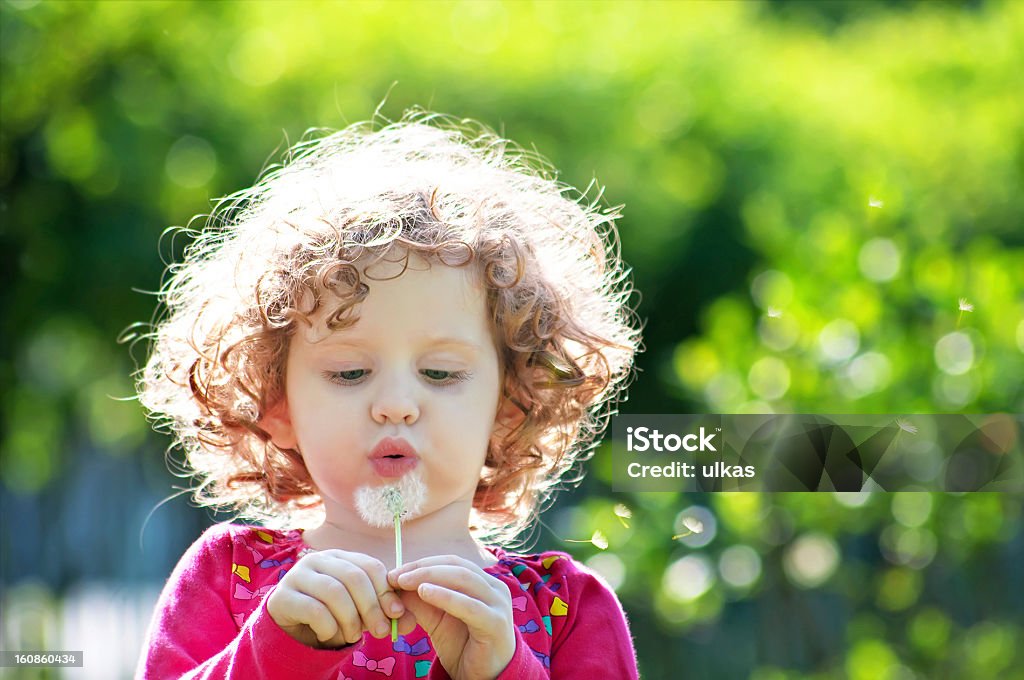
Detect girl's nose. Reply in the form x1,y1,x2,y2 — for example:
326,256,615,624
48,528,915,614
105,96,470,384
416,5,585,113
370,381,420,425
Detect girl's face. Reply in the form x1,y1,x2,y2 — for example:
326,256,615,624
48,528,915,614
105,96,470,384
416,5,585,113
263,255,506,535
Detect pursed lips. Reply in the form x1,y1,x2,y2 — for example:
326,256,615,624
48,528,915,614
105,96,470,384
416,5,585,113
368,438,420,479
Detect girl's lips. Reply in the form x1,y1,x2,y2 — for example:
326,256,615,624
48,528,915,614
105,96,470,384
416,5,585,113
370,437,418,459
368,437,419,477
370,456,420,478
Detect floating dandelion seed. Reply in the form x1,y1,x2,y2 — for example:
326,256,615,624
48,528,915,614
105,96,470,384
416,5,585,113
957,298,974,328
893,417,919,449
672,517,704,540
614,504,633,528
895,418,918,435
767,307,783,319
565,529,609,550
869,197,884,209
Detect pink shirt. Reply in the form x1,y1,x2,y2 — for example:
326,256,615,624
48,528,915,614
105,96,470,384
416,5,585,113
136,523,640,679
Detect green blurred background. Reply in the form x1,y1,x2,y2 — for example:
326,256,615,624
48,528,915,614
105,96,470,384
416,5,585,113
2,1,1023,678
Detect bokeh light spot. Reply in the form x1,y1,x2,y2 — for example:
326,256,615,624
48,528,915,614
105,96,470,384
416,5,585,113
228,29,287,86
748,356,790,400
818,319,860,364
783,533,839,588
840,351,893,398
858,238,901,282
663,554,715,602
718,545,762,588
165,135,217,189
751,269,794,310
890,493,933,528
585,552,626,591
934,331,974,375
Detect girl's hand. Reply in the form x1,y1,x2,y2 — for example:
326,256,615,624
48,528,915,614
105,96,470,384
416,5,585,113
388,555,516,680
267,549,415,649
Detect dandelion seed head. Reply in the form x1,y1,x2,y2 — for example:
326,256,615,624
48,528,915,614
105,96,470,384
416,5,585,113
614,504,632,519
869,197,885,209
958,298,974,313
382,487,403,516
591,530,609,550
767,307,783,319
354,468,426,528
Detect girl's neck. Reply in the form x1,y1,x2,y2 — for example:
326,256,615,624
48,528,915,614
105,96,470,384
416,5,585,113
299,499,497,569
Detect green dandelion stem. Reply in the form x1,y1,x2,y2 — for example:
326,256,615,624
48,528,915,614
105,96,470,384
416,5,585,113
392,509,402,642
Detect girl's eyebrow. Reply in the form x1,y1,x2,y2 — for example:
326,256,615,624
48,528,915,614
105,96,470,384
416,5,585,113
318,335,482,352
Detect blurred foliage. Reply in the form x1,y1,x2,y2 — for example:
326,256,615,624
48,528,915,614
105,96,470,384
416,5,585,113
2,1,1023,678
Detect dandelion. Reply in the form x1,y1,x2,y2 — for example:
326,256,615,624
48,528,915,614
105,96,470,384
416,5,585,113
869,196,884,209
671,517,704,540
767,307,783,319
893,417,919,449
354,469,426,528
355,470,426,641
957,298,974,328
895,418,918,435
565,529,609,550
613,503,633,528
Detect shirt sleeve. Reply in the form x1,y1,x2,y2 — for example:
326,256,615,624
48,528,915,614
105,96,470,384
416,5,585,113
548,558,640,679
134,524,356,679
489,626,550,680
491,556,640,680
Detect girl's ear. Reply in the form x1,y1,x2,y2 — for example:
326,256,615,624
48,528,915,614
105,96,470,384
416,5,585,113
260,399,298,451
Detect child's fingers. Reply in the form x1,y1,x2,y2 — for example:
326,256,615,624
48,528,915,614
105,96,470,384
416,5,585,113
395,605,418,637
378,589,405,621
297,570,365,643
390,554,490,581
414,582,505,638
323,550,406,620
314,557,394,639
395,586,444,639
393,565,506,605
268,587,342,645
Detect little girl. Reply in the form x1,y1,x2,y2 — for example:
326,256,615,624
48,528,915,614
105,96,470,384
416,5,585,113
134,110,642,679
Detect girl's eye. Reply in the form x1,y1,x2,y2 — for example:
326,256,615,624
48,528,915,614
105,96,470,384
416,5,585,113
327,369,369,383
421,369,471,385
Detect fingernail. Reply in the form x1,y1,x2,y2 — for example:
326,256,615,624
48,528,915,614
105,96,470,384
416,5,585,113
375,623,389,638
389,602,403,615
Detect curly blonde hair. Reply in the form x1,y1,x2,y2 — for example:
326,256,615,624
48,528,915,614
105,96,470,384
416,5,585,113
135,110,641,549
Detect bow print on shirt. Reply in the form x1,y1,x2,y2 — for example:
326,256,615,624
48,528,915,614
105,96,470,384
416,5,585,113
233,582,275,601
352,651,396,676
518,619,540,634
393,635,431,656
